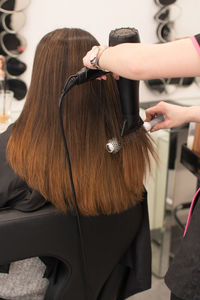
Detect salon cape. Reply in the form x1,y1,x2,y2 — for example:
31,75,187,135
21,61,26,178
0,125,152,299
165,33,200,300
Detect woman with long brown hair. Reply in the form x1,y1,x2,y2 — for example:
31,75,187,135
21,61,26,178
0,28,155,299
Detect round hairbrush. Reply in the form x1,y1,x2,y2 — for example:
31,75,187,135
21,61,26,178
106,138,121,154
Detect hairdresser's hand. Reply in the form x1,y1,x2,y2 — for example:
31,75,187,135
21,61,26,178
82,46,106,80
83,46,98,69
145,101,189,132
83,46,119,80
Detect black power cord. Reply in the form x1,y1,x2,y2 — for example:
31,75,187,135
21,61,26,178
58,75,89,300
58,67,108,299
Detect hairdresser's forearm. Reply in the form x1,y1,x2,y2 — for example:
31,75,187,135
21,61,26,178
99,38,200,80
186,106,200,123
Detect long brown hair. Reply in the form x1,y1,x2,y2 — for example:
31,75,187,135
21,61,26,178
7,28,156,215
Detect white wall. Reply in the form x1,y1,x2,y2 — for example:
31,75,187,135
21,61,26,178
16,0,200,109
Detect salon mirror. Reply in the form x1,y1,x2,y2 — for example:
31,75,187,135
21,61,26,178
0,0,31,13
0,31,26,57
0,11,26,33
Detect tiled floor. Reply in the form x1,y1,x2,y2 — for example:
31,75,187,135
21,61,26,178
128,276,170,300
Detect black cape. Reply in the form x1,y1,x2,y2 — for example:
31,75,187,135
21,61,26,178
0,125,152,299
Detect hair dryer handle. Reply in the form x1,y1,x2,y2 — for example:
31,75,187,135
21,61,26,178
76,67,109,84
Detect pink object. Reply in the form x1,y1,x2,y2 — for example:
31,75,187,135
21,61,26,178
191,36,200,56
184,188,200,236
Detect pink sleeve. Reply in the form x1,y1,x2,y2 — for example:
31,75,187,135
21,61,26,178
184,188,200,236
190,36,200,56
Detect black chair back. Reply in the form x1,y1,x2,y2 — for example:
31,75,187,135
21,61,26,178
0,203,141,300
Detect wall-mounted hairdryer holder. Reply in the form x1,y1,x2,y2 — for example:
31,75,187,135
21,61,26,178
0,0,30,100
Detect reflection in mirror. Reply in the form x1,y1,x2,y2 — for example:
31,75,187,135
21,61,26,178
0,0,30,13
6,57,26,76
0,31,26,56
1,11,26,33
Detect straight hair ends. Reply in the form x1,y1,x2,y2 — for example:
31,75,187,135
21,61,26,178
7,28,156,216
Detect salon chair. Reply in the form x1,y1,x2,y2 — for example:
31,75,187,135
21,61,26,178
0,202,145,300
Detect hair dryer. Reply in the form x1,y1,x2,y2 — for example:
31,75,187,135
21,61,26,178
109,28,143,136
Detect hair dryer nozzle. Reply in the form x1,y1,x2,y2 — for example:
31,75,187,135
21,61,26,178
109,27,140,47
